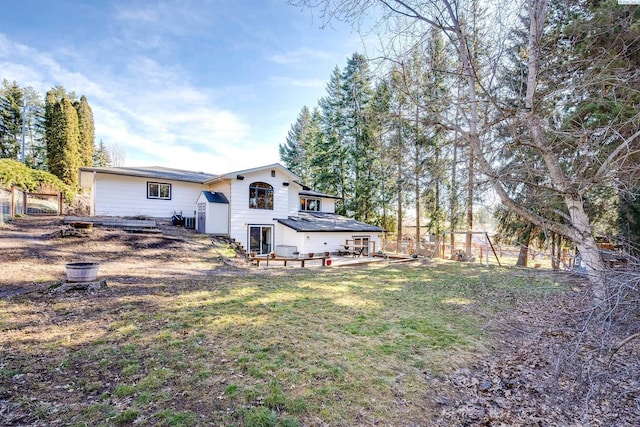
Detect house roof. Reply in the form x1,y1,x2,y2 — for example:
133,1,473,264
201,191,229,204
276,212,385,233
81,164,344,200
80,166,215,183
204,163,300,184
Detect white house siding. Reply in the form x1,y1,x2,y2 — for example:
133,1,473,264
274,226,381,256
226,169,292,251
287,183,302,215
93,174,203,218
79,171,96,215
277,225,302,252
295,191,336,214
321,199,336,213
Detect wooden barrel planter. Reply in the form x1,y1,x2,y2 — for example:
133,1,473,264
70,222,93,230
65,262,100,282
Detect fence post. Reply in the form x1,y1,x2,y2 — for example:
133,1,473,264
10,186,15,219
59,192,63,216
23,190,27,216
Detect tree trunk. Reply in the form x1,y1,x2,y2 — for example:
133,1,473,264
516,243,529,267
466,146,473,257
397,161,403,254
566,197,606,300
516,223,534,267
415,168,421,255
449,73,460,259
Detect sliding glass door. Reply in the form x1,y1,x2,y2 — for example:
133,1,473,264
249,225,273,255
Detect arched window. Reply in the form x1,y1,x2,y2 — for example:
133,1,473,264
249,182,273,210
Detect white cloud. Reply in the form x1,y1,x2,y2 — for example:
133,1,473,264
268,47,332,64
268,76,325,88
112,2,212,39
0,32,267,173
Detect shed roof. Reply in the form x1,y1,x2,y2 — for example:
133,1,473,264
200,191,229,204
276,212,384,233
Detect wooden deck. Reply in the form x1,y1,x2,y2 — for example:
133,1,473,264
64,216,157,230
252,256,330,267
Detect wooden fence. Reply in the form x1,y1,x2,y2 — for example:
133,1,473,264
0,186,63,223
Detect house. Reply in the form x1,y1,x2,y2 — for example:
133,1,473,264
401,218,431,240
78,163,384,256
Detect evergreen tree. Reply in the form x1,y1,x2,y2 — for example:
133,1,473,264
422,27,450,237
93,139,112,167
387,65,411,242
0,80,24,160
45,90,64,178
403,46,431,244
369,78,394,229
22,86,47,170
317,66,349,214
45,90,81,187
279,106,312,182
75,95,95,167
59,97,81,187
341,52,376,221
300,108,324,188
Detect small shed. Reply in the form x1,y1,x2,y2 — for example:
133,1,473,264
196,191,229,234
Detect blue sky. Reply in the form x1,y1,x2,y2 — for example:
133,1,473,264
0,0,366,173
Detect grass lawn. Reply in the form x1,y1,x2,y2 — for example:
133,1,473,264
0,260,564,426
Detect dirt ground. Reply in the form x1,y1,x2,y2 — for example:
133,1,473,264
0,216,239,298
1,217,639,425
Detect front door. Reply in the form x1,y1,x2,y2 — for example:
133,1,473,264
249,225,273,255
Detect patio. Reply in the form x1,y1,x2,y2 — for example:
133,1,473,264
251,253,408,268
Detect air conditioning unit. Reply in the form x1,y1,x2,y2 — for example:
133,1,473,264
275,245,297,257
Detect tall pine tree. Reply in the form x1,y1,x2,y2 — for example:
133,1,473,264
45,91,64,179
59,97,81,187
318,66,349,214
279,106,312,182
341,52,376,221
75,95,95,167
45,89,81,187
0,80,24,160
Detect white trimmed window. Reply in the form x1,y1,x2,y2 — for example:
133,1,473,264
300,197,321,212
249,182,274,210
147,182,171,200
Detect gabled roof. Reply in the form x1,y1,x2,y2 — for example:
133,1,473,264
276,212,384,233
204,163,299,184
201,191,229,204
80,166,215,183
81,164,344,199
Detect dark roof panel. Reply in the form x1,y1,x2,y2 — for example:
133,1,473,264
276,212,384,233
201,191,229,204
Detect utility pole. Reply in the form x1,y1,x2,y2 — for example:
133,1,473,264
21,100,26,163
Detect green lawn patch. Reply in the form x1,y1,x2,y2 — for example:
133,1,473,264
0,261,564,425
